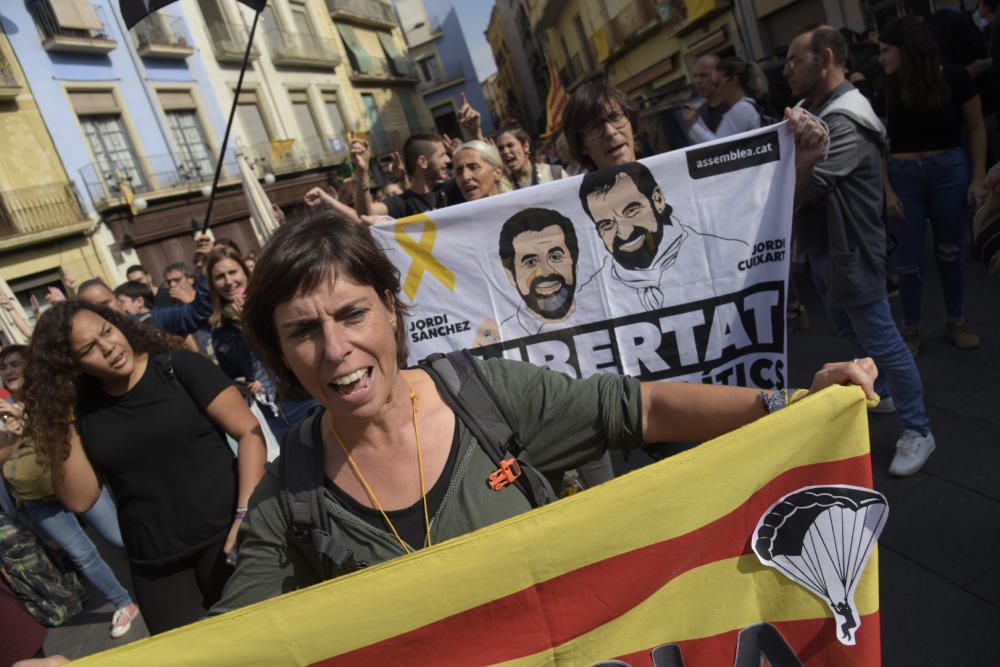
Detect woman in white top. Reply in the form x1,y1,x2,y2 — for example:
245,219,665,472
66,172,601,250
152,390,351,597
495,126,567,189
686,58,767,143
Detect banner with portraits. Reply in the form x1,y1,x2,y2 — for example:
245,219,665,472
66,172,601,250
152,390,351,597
372,124,795,388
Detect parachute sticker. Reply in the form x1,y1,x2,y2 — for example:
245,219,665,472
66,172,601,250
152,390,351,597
752,485,888,646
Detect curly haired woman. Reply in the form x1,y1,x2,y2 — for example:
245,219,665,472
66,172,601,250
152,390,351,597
22,303,267,634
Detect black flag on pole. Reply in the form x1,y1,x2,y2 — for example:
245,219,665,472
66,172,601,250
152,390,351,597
119,0,267,29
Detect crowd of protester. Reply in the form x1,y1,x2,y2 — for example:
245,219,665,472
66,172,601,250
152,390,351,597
1,10,999,664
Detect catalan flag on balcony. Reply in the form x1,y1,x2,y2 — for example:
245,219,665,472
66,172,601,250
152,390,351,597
119,0,268,30
112,167,141,217
71,385,883,667
542,52,569,139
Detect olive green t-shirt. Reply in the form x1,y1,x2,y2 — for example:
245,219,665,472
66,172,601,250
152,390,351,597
212,357,645,615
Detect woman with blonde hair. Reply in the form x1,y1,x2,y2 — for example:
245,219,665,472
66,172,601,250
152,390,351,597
452,140,511,201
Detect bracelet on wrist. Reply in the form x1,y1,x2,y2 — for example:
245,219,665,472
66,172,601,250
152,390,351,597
760,388,809,415
234,507,248,521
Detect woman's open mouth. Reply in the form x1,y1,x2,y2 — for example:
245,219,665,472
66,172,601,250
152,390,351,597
329,367,373,396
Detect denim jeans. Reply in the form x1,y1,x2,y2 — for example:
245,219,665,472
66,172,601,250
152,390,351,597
887,147,971,328
809,253,931,436
24,486,132,608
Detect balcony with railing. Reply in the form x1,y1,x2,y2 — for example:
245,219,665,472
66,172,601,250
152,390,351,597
244,137,344,176
264,29,341,68
26,0,117,55
349,54,417,83
133,13,195,60
79,153,240,210
416,60,465,92
205,21,260,63
326,0,398,30
0,183,88,239
0,50,22,100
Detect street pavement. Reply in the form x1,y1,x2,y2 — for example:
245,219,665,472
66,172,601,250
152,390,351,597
42,250,1000,665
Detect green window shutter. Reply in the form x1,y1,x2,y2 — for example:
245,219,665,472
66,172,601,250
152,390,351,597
336,24,373,74
376,31,409,76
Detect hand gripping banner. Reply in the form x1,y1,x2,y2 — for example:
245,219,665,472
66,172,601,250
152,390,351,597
372,125,795,389
74,386,884,666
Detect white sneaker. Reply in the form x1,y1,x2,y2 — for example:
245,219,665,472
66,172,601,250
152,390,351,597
110,603,139,639
869,397,896,414
889,430,935,477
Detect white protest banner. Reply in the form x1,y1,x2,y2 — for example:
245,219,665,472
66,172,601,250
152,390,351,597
372,124,794,387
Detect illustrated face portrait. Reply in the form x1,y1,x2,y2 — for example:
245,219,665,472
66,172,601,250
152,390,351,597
509,224,577,321
584,172,672,271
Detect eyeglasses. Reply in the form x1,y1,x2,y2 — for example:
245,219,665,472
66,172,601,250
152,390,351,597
582,110,630,141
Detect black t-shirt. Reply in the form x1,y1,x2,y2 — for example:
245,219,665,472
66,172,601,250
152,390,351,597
882,65,978,153
384,180,464,219
929,9,994,113
698,101,730,133
929,9,987,68
79,350,236,564
324,420,460,551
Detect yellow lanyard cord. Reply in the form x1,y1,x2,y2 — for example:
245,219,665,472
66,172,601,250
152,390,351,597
328,375,432,554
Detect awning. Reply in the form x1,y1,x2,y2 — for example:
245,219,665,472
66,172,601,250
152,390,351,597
235,141,279,243
50,0,103,31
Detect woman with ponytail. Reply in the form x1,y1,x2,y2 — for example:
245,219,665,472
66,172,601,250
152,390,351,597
686,58,768,143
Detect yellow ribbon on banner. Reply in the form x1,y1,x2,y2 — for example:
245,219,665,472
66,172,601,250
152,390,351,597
394,214,456,299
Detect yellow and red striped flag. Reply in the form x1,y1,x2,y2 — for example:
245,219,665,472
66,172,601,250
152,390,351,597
76,385,883,666
543,53,570,139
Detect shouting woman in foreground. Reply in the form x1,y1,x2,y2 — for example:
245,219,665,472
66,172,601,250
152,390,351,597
211,204,876,613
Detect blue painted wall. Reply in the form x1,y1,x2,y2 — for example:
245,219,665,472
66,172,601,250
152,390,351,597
3,0,228,215
421,4,494,135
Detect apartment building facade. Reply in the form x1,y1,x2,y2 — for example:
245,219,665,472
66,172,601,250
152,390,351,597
395,0,494,139
0,21,117,318
485,0,547,134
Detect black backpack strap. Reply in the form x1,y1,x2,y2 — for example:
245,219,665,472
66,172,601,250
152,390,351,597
154,352,181,389
278,412,364,580
419,350,555,507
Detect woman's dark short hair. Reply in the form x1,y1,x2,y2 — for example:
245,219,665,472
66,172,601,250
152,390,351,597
0,344,28,365
562,80,633,167
242,210,409,393
497,124,531,148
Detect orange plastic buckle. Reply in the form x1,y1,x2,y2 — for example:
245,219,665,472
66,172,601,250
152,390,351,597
487,459,522,491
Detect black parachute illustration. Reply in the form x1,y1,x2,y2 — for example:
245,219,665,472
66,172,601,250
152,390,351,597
753,485,888,646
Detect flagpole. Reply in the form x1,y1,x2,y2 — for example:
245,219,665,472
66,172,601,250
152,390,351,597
201,9,261,234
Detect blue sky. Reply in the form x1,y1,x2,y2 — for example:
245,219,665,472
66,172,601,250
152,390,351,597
452,1,497,81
